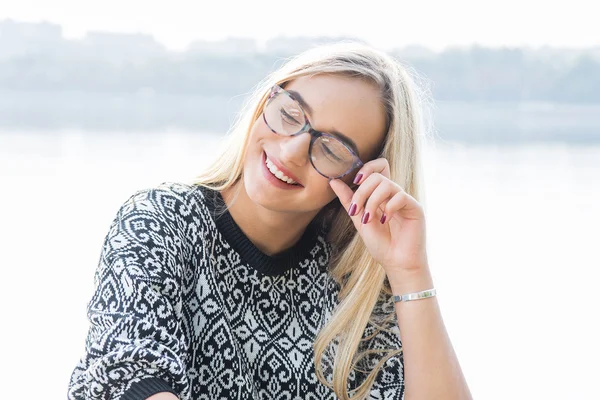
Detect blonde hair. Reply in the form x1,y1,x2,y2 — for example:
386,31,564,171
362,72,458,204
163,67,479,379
191,41,431,399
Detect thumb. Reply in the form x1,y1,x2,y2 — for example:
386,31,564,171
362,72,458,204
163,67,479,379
328,179,354,210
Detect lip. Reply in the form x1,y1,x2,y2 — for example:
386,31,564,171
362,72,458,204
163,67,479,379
263,150,303,186
261,151,304,189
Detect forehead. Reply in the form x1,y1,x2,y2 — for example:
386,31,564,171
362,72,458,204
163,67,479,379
284,74,387,160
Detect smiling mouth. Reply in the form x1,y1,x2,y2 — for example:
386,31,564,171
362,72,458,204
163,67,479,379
263,151,302,186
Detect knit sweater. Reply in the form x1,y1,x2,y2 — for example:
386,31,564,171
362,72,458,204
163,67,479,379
67,182,404,400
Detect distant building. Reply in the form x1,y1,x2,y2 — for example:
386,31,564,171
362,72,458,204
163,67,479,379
187,38,258,55
264,35,364,55
81,31,166,59
393,45,437,60
0,19,64,58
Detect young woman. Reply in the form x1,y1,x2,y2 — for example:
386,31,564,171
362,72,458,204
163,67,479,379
68,42,472,400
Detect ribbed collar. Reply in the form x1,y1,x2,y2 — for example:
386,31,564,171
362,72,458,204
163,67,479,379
198,185,324,277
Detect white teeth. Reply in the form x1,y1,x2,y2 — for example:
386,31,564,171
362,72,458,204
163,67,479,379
265,156,298,185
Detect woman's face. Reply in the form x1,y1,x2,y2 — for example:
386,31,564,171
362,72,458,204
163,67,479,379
242,73,387,217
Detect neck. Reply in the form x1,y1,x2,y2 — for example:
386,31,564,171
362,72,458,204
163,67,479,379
220,181,319,257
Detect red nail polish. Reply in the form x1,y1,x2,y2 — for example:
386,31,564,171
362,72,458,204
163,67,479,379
348,203,357,216
353,173,363,185
361,212,370,224
380,214,386,224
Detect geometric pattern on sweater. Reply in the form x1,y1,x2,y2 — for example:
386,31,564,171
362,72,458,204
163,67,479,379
67,182,404,400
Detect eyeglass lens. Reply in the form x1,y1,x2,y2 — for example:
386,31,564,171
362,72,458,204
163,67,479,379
264,90,356,178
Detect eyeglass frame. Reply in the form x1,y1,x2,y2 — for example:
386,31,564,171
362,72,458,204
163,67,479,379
261,84,365,180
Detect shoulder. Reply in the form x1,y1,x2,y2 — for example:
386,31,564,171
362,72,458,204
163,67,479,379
117,181,207,219
109,181,216,245
124,181,201,205
104,182,214,263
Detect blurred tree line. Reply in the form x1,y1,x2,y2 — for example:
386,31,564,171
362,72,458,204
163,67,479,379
1,19,599,103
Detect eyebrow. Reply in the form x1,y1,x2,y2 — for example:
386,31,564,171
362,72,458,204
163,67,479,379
287,89,361,157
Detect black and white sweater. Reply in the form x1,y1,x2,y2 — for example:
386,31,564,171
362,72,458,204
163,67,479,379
67,182,404,400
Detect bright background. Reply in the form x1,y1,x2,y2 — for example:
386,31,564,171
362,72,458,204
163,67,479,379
1,1,599,399
1,0,598,50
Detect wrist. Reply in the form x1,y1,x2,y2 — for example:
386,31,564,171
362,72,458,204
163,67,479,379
387,265,434,295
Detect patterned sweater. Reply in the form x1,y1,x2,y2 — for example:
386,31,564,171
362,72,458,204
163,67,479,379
67,182,404,400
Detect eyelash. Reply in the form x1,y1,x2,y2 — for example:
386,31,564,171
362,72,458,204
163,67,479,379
321,143,343,161
280,109,301,125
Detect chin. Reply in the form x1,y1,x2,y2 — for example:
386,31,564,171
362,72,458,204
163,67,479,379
243,169,284,209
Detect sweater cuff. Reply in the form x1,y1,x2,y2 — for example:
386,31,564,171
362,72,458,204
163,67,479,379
121,377,177,400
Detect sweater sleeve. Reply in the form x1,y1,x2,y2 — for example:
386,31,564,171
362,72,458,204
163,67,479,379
67,187,193,400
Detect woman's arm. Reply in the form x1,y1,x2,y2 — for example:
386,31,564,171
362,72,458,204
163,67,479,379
67,187,193,400
147,393,179,400
328,161,471,398
388,266,472,400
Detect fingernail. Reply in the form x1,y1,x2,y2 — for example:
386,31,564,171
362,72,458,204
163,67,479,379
353,173,363,185
380,213,387,224
361,212,370,224
348,203,357,217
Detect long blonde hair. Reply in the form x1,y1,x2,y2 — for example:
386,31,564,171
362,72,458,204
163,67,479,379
191,42,431,399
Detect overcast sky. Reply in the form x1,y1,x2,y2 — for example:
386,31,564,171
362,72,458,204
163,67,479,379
1,0,598,51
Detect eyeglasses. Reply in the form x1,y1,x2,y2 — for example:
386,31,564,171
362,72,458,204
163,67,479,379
262,85,364,180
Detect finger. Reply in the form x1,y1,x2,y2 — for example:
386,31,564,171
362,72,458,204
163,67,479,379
352,157,390,185
384,190,424,221
328,178,354,210
348,173,387,221
363,182,395,224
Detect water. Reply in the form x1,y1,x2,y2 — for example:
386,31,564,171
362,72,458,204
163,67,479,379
1,130,598,399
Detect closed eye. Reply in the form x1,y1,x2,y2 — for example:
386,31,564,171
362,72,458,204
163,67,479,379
321,144,344,161
280,108,302,125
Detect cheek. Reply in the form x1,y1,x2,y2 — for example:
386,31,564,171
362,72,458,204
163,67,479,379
248,119,264,144
244,119,268,158
309,170,337,205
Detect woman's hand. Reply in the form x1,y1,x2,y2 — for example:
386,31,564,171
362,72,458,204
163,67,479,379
329,158,429,277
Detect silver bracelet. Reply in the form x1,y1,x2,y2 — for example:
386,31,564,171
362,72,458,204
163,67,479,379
393,288,436,303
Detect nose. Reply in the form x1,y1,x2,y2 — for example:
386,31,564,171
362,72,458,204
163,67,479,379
279,132,311,167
